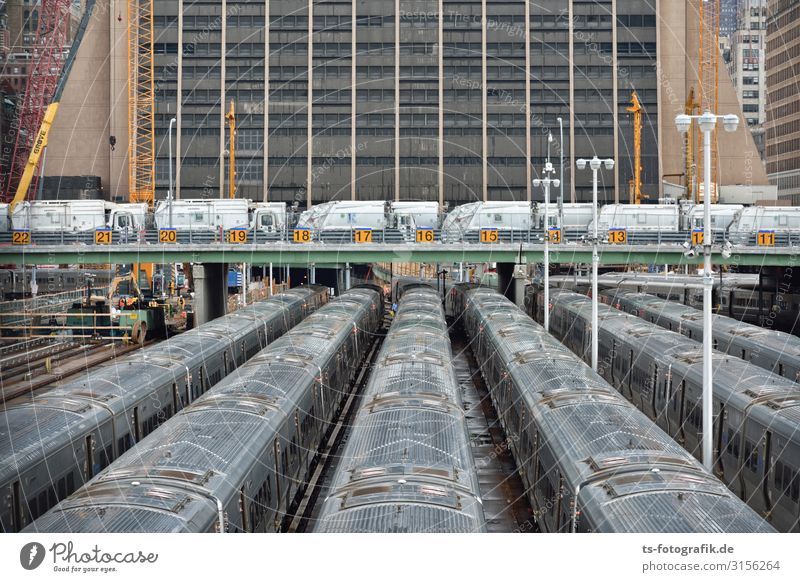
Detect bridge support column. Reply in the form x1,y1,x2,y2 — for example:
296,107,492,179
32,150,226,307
513,264,528,308
344,263,351,291
193,263,227,325
497,262,515,301
268,263,273,296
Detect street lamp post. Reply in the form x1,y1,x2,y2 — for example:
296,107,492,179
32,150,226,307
533,161,559,332
168,117,177,228
557,117,564,227
577,156,614,371
675,110,739,471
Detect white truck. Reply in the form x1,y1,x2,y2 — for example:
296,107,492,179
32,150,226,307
590,204,681,233
296,200,444,240
684,204,743,232
10,200,147,232
296,201,388,231
153,199,286,232
441,201,533,242
390,201,441,229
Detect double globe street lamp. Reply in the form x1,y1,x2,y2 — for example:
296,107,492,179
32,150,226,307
674,110,739,471
576,156,614,372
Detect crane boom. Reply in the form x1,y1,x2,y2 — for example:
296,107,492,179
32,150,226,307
128,0,155,206
685,87,700,202
698,0,720,201
626,91,643,205
226,100,236,199
6,0,98,216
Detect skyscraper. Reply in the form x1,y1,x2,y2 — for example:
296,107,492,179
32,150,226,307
43,0,768,207
765,0,800,201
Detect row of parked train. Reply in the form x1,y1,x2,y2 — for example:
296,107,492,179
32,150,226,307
3,198,800,244
0,268,115,301
576,272,800,336
524,283,800,531
6,278,780,533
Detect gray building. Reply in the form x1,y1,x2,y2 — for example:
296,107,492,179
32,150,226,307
721,0,741,38
766,0,800,202
151,0,660,206
44,0,770,207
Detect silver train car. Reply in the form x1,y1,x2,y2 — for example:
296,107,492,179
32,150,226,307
0,268,115,300
600,289,800,382
24,286,383,533
314,284,485,533
453,286,773,533
540,290,800,532
0,286,329,532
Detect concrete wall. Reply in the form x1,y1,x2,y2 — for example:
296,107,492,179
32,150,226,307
44,0,128,200
659,0,769,191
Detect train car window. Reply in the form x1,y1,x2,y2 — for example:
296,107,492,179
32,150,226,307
240,487,250,532
726,428,741,459
133,407,141,441
35,491,48,520
100,443,113,470
779,363,784,377
744,440,758,472
12,481,22,532
85,435,94,480
172,383,180,411
223,351,229,374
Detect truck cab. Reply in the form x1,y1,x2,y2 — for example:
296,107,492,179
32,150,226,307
108,203,147,232
251,202,287,233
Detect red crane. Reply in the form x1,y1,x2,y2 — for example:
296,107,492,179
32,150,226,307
2,0,73,202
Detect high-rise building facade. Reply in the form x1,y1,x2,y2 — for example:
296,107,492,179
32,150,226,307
721,0,741,38
44,0,769,207
728,0,767,158
149,0,659,206
765,0,800,201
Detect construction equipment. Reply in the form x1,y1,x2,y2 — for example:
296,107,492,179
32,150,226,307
698,0,720,201
685,87,700,202
128,0,156,206
225,100,236,199
626,91,644,205
66,273,167,343
128,0,156,288
4,0,98,216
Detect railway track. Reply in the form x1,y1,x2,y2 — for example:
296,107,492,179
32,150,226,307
450,327,535,533
0,338,152,403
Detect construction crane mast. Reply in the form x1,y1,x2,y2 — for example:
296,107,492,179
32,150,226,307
626,91,643,205
128,0,155,206
225,100,236,199
698,0,720,202
684,87,700,202
2,0,75,206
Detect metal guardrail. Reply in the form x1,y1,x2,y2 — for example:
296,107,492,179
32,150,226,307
3,227,799,248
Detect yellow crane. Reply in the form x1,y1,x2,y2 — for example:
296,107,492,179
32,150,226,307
128,0,155,206
6,0,97,216
698,0,720,202
128,0,155,288
225,100,236,199
684,87,700,202
626,91,644,205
